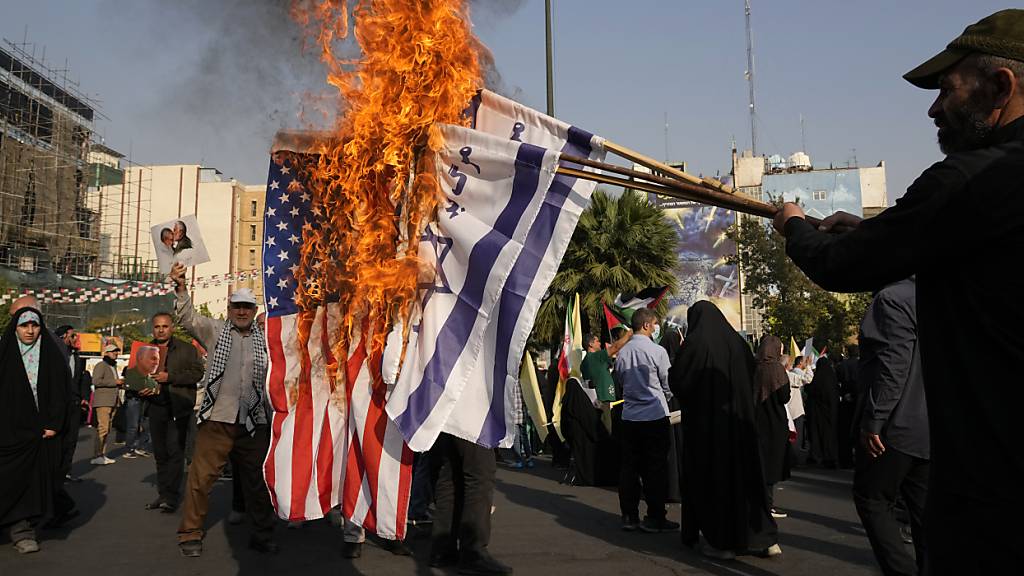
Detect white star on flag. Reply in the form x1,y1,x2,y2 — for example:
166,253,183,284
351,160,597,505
265,265,275,276
300,192,310,202
278,250,290,262
265,236,276,247
270,180,280,190
288,234,300,245
279,193,289,204
280,166,290,174
290,207,300,217
267,296,278,308
276,221,288,231
289,264,299,275
277,278,289,289
267,207,276,217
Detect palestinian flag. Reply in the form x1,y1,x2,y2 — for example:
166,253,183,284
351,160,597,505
614,286,670,310
603,301,630,331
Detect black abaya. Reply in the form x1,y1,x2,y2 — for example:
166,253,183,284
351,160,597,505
668,301,777,552
0,308,71,530
560,379,617,486
806,357,839,466
753,335,791,484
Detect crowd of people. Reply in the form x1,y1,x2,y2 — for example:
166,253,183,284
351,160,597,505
3,8,1023,575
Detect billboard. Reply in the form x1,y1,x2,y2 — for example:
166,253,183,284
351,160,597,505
652,196,742,331
762,169,864,219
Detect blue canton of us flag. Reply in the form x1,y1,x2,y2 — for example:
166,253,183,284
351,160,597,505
262,155,317,318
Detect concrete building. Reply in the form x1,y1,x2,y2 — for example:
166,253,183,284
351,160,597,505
730,149,890,337
95,164,244,313
231,184,266,300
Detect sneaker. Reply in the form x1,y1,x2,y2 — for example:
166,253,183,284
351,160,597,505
14,539,40,554
134,449,152,458
179,540,202,558
525,460,536,469
103,456,116,465
700,542,736,560
122,452,138,459
90,456,111,465
621,515,640,531
762,544,783,557
639,517,680,533
228,510,245,525
771,508,788,519
511,461,525,469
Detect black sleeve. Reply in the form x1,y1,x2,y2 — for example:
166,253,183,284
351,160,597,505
775,381,791,405
858,287,917,435
784,162,964,293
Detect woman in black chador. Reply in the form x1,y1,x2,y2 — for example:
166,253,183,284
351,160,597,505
668,301,779,559
0,307,71,554
805,356,839,468
752,335,792,516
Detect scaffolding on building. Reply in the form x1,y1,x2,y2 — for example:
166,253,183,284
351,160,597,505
1,37,159,328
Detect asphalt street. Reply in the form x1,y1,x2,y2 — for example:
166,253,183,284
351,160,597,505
0,427,883,576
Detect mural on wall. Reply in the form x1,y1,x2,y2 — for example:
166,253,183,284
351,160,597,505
652,195,743,331
761,169,864,219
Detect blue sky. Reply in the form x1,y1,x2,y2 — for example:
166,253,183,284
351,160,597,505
1,1,1010,202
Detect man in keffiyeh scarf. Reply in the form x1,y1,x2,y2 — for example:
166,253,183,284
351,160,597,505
0,305,70,554
167,263,275,558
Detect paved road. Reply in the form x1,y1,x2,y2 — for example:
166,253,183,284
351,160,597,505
1,428,882,576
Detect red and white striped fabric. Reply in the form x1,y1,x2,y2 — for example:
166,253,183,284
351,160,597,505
263,304,413,539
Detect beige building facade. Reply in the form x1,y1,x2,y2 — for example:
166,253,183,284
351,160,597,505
231,184,266,300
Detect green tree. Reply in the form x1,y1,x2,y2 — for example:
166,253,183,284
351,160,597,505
531,189,679,346
728,215,870,351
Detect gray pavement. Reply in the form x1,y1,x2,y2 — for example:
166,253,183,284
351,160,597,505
1,427,883,575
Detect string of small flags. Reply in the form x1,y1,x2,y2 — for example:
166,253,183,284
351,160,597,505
0,269,261,306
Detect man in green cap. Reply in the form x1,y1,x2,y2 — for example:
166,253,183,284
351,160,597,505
772,9,1024,574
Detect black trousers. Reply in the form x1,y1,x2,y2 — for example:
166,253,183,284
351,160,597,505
853,445,928,576
618,417,670,521
430,433,495,557
149,404,189,507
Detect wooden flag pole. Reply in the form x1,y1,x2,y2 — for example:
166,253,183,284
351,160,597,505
605,140,736,194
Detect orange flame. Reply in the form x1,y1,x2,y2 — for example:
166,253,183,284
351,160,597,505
289,1,483,373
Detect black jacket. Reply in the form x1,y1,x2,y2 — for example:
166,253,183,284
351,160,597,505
854,278,928,460
783,116,1024,505
146,337,204,420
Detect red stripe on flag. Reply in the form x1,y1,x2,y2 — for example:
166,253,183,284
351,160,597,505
341,340,368,520
288,313,315,520
394,443,414,539
316,311,337,513
356,347,388,534
264,316,287,512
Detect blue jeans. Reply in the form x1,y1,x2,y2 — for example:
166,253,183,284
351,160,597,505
123,397,151,451
512,423,533,464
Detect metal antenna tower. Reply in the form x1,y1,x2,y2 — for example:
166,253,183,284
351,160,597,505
744,0,757,155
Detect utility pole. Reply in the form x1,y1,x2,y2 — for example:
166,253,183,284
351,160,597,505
744,0,757,155
545,0,555,117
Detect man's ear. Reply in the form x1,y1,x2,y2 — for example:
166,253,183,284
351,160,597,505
991,67,1017,109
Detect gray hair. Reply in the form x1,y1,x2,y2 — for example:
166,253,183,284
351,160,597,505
968,53,1024,88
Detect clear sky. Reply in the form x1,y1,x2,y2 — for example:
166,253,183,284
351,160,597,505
1,1,1011,202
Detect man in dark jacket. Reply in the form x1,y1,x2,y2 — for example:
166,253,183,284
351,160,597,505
144,312,204,513
52,325,90,523
852,279,928,576
773,10,1024,573
835,346,860,468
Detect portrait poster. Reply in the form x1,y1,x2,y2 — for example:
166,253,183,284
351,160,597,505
151,214,211,274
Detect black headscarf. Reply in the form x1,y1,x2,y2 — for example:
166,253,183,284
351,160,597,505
753,335,789,404
0,306,70,526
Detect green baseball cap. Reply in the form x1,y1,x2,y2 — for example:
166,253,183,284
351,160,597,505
904,9,1024,89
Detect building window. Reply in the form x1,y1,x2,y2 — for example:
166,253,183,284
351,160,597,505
249,249,256,266
249,224,257,241
250,200,258,217
812,190,827,201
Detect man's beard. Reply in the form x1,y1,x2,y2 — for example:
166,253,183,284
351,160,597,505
937,90,996,154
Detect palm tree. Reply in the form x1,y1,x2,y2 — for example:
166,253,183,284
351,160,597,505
532,189,679,345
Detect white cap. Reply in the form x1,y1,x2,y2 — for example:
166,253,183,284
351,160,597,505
229,288,258,305
104,344,120,353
